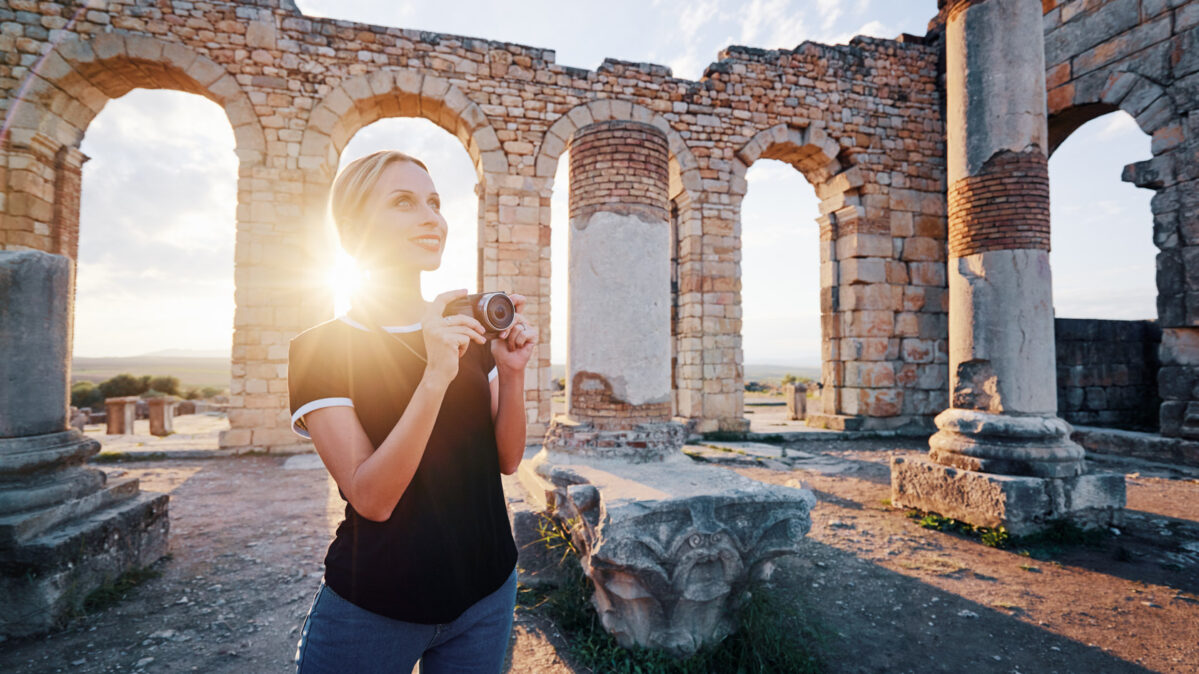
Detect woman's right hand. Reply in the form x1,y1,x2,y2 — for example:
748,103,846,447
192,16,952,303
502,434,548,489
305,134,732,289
421,289,487,389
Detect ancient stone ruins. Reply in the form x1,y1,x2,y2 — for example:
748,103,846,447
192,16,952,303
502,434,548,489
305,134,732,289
1,0,1196,648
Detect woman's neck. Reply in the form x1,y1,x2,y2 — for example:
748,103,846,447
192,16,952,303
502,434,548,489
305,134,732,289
348,265,427,326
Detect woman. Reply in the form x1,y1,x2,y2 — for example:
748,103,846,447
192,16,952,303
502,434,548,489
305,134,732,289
287,149,538,673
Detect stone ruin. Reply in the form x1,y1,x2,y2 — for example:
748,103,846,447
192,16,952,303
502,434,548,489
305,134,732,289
0,250,168,638
1,0,1196,647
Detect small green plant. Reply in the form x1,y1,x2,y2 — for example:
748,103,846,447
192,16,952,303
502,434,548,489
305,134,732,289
906,510,1010,548
75,561,166,616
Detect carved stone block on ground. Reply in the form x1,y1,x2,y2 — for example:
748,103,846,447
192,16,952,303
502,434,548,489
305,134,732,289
521,449,816,657
890,454,1125,536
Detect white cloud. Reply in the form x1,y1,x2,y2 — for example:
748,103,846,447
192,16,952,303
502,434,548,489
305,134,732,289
819,19,894,45
1099,110,1141,139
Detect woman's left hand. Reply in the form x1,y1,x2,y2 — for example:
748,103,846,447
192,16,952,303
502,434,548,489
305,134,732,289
491,293,537,372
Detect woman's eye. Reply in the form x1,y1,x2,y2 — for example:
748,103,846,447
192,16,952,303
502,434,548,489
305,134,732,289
430,200,440,210
394,197,412,207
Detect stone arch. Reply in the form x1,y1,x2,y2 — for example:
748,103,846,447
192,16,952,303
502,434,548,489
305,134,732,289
1048,69,1176,157
4,33,265,162
1046,69,1187,434
532,99,701,201
731,122,867,424
530,100,704,423
733,122,861,200
297,70,508,184
1,33,272,449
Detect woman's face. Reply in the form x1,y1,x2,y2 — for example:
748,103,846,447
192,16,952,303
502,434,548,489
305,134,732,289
351,160,447,272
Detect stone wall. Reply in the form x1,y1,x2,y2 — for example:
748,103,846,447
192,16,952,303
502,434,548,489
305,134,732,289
1038,0,1199,438
1055,318,1161,431
1,0,1195,448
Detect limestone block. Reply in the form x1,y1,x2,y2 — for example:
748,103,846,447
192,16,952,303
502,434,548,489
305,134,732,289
783,383,807,420
891,455,1124,536
146,397,176,437
530,450,815,657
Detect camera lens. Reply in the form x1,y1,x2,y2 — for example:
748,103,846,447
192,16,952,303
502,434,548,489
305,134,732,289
484,294,514,331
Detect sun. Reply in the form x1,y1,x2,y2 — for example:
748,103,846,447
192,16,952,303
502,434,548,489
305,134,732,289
329,248,362,317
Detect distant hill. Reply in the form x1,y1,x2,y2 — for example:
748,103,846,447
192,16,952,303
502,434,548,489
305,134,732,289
138,348,230,358
71,355,231,389
548,363,819,384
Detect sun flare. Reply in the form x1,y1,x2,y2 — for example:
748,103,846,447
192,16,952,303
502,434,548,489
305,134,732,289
329,248,362,317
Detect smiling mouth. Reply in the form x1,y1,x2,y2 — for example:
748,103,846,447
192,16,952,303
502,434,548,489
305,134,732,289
411,235,442,251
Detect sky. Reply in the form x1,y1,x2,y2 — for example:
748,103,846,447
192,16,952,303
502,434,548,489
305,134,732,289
69,0,1155,363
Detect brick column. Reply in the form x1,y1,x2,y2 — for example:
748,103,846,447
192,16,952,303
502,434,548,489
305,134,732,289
890,0,1123,535
543,120,686,458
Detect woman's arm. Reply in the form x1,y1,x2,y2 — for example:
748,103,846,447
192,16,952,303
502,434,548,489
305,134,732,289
490,368,526,474
304,289,486,522
490,293,538,475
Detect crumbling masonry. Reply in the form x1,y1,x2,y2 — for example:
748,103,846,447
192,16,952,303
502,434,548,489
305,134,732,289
1,0,1197,628
5,0,1195,447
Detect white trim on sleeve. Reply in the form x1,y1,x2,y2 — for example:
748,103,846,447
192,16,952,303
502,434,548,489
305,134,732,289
290,397,354,439
488,366,498,382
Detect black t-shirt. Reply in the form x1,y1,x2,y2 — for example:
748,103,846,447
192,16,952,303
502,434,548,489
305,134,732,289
287,313,518,624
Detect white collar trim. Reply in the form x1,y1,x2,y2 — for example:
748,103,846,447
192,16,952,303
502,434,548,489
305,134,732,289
337,314,422,333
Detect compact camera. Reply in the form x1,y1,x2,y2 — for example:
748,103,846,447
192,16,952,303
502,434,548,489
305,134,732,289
443,292,515,338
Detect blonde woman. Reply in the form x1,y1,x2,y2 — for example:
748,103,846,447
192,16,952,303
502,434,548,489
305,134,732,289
288,150,537,673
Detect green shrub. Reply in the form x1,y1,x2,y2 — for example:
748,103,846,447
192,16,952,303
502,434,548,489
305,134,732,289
98,373,145,398
71,380,104,409
147,376,180,396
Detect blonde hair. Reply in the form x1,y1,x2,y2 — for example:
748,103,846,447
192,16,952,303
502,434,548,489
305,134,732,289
329,150,430,250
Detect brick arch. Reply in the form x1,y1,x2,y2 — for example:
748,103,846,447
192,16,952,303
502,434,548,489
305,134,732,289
730,122,869,423
297,70,508,183
532,99,701,202
4,33,265,160
732,122,862,200
1047,69,1175,157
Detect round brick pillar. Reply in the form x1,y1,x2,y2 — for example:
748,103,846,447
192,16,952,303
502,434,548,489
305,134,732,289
565,120,673,431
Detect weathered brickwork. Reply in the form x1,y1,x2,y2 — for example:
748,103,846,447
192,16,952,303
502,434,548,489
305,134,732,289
1055,318,1161,431
568,121,668,222
1,0,1195,448
569,372,673,432
947,149,1051,257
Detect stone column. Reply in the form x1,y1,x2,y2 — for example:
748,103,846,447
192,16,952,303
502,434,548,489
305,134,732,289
147,396,177,437
105,396,138,435
890,0,1124,534
543,120,687,459
0,250,168,637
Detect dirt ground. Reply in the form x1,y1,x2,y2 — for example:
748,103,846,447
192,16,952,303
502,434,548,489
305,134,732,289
0,436,1196,673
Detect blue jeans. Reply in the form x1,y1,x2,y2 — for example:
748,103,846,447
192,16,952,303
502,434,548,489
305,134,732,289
294,567,517,673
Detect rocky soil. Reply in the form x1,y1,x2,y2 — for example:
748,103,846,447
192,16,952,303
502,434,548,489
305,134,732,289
0,434,1195,672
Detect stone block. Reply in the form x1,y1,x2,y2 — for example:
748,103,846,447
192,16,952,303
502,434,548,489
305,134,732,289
839,258,886,284
0,490,169,637
836,233,891,259
890,455,1124,536
529,449,815,657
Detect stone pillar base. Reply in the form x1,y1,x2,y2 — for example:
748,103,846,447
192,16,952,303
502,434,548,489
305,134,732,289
0,431,170,637
805,413,864,431
890,455,1125,536
542,415,688,462
930,409,1086,478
